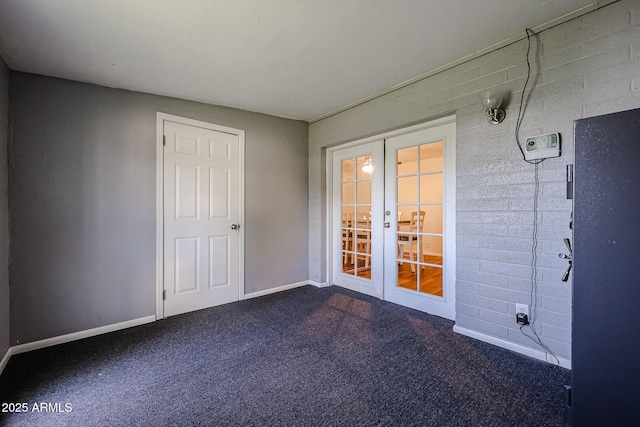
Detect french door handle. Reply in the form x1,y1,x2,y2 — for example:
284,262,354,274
558,238,572,282
231,224,240,230
384,222,391,228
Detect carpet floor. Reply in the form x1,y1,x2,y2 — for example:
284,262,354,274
0,285,570,426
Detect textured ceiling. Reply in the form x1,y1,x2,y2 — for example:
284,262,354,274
0,0,607,121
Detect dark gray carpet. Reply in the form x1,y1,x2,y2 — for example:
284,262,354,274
0,285,570,426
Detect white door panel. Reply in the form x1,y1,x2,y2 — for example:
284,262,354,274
175,164,199,219
163,120,241,317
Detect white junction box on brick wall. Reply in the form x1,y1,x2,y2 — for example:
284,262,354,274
524,133,560,161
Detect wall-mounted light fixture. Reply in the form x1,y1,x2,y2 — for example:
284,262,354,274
480,89,506,124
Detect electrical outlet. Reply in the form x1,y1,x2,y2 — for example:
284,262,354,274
516,304,530,325
516,303,529,317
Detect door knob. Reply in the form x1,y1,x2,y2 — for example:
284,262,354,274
384,222,390,228
231,224,240,230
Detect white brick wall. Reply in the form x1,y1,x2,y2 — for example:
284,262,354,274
309,0,640,362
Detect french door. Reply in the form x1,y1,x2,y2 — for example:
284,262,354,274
331,121,456,319
332,141,384,298
383,123,456,319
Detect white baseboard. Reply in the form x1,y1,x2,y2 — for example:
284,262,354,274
453,325,571,369
1,282,332,373
243,281,311,300
308,280,330,288
0,347,11,376
10,315,157,356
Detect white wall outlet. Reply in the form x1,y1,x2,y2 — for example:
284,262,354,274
516,303,529,317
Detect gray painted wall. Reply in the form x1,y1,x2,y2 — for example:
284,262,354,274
9,72,308,345
309,0,640,362
0,56,9,357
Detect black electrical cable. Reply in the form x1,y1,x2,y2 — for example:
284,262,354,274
520,162,560,367
515,28,560,367
515,29,543,166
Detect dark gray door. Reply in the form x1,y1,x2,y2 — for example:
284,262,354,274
573,108,640,425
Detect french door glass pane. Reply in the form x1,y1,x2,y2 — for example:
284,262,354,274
398,147,418,174
420,205,443,234
397,176,418,204
357,155,372,180
419,173,443,203
397,262,418,291
421,236,443,265
342,182,355,204
356,181,371,204
356,256,371,278
342,158,356,181
420,141,443,172
341,156,372,278
342,205,354,223
355,206,371,225
395,139,444,298
342,251,355,275
419,265,443,296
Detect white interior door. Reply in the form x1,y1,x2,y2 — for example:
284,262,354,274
332,141,384,298
383,123,456,319
163,119,243,317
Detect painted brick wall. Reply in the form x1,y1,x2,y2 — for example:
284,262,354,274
309,0,640,363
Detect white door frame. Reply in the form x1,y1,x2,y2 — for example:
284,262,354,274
326,115,456,309
156,112,245,319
